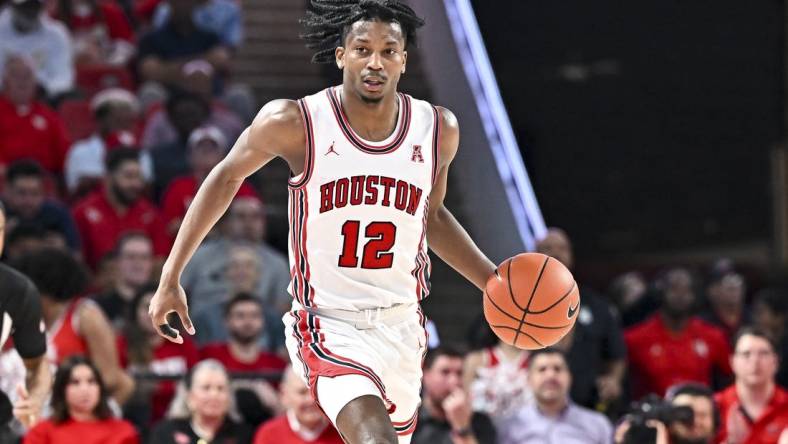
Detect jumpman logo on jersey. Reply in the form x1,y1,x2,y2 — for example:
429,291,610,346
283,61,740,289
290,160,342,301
325,142,339,156
411,145,424,163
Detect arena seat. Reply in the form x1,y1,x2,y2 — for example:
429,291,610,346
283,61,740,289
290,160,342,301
76,65,135,98
58,99,96,141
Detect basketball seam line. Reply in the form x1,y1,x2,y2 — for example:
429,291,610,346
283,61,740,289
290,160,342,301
486,291,574,330
527,281,577,315
512,256,549,348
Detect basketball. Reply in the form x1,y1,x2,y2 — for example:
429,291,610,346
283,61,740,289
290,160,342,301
483,253,580,350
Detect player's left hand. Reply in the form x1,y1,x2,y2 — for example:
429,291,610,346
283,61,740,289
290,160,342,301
13,384,42,428
443,388,472,431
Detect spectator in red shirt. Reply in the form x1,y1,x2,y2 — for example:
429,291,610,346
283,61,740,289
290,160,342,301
51,0,135,66
161,125,257,236
12,248,135,404
0,54,70,175
93,232,155,329
625,267,733,399
72,147,170,268
253,366,343,444
715,328,788,444
200,293,285,426
24,356,139,444
119,285,199,429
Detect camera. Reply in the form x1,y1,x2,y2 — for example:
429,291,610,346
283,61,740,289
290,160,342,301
622,394,694,444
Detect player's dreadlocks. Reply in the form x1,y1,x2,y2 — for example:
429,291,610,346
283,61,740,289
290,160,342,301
301,0,425,64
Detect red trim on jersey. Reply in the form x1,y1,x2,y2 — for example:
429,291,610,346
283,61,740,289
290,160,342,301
293,311,395,413
326,87,411,155
289,188,314,307
300,187,315,306
411,198,431,301
288,99,315,189
417,306,429,366
392,408,419,436
431,105,441,185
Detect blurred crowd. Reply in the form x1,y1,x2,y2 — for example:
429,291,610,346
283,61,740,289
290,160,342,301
0,0,786,442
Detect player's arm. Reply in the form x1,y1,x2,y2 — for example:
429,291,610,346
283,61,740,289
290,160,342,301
151,100,306,342
78,302,135,404
426,107,497,291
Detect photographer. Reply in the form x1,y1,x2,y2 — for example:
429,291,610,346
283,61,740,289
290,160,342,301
615,383,718,444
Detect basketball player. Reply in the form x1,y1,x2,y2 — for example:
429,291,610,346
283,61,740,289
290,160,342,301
0,202,51,434
149,1,498,443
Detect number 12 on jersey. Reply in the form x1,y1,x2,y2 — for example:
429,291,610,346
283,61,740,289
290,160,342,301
338,221,397,269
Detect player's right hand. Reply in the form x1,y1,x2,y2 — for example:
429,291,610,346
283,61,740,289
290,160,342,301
148,283,194,344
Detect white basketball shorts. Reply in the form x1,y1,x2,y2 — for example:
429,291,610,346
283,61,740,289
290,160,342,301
283,302,428,442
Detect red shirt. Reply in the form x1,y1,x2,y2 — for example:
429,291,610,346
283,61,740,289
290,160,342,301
253,415,343,444
715,385,788,444
624,314,732,398
118,335,199,422
72,189,171,268
24,418,139,444
200,343,287,374
50,298,90,364
0,96,70,173
161,175,259,228
60,2,135,42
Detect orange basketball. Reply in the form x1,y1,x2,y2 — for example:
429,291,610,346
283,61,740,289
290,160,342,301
483,253,580,350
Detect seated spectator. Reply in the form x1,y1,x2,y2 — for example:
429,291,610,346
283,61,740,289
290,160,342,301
149,359,254,443
701,260,750,342
0,55,70,175
93,232,155,328
51,0,135,66
153,0,241,48
0,0,73,99
72,147,170,269
2,160,80,252
65,88,153,197
23,356,138,444
614,383,719,444
626,267,732,399
412,345,496,444
119,285,199,428
139,66,244,151
199,293,286,425
161,125,257,236
463,336,532,419
253,366,343,444
136,0,230,89
496,348,612,444
715,328,788,444
146,89,212,195
183,197,290,317
537,228,626,411
12,248,135,404
752,288,788,388
2,221,48,260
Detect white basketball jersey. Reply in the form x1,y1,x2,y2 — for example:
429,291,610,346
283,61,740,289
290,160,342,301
287,86,440,311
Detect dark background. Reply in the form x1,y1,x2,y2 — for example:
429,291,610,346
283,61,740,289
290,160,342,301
471,0,783,262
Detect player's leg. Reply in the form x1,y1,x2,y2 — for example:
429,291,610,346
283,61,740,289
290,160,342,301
335,394,398,444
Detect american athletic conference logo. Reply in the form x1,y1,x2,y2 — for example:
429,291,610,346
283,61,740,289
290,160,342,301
411,145,424,163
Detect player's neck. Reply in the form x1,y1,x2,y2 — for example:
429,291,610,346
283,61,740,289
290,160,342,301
339,84,399,142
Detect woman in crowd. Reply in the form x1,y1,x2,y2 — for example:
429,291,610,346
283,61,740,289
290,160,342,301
24,356,138,444
12,248,135,404
118,285,199,428
149,359,254,444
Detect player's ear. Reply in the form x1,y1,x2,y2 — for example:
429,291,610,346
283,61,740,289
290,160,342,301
335,47,346,70
401,50,408,74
